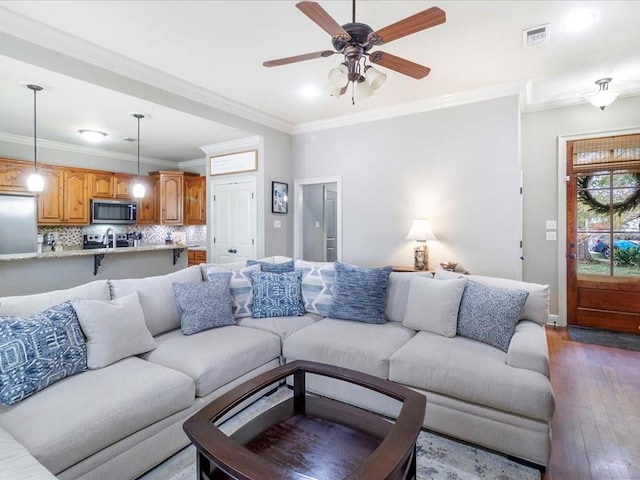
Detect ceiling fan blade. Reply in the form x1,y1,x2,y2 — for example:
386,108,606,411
369,51,430,79
263,50,336,67
296,1,351,41
369,6,446,46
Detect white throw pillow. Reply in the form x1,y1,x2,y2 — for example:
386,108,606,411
71,291,157,369
402,276,466,337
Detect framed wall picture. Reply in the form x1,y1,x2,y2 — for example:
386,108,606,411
272,181,288,214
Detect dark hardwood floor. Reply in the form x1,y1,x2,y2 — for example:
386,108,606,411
543,327,640,480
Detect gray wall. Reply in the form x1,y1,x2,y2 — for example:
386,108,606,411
521,95,640,320
293,96,522,280
302,184,325,261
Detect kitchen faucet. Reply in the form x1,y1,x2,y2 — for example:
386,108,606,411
104,228,115,248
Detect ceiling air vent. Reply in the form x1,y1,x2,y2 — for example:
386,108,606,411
523,24,550,48
119,137,137,143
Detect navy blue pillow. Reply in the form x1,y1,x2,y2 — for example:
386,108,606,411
249,269,305,318
246,259,295,273
328,262,392,324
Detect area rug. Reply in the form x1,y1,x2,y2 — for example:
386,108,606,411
139,387,540,480
568,325,640,352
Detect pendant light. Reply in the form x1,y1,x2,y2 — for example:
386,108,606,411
26,84,44,192
131,113,145,199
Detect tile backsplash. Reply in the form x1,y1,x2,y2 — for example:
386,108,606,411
38,225,207,249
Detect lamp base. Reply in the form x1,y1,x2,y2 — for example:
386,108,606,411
413,243,429,271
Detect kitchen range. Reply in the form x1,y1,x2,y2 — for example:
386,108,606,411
82,231,143,249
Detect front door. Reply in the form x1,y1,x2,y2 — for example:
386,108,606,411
212,180,257,264
566,134,640,333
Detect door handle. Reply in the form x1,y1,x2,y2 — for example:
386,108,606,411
569,253,577,259
227,249,237,253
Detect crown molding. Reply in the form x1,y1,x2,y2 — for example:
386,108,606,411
199,136,262,156
0,132,176,168
178,157,206,169
0,6,293,136
292,80,531,134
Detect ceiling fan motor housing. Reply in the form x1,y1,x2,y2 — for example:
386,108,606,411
333,22,374,52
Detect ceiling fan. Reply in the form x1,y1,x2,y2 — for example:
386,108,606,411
263,0,446,102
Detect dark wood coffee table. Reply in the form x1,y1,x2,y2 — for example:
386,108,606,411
183,360,426,480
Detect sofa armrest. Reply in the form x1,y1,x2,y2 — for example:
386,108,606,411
506,321,550,378
0,427,57,480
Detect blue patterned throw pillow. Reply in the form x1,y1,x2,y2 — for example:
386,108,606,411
173,276,235,335
456,280,529,352
249,270,305,318
0,302,87,405
328,262,393,324
247,259,295,273
207,264,260,318
295,260,335,317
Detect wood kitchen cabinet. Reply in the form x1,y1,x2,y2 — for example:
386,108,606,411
187,249,207,266
38,167,89,225
150,171,200,225
136,176,159,225
184,175,206,225
0,158,31,193
90,173,135,199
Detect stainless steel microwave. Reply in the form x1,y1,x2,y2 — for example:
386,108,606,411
91,199,137,224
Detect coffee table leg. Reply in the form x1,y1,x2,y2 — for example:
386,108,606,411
197,451,211,480
293,369,306,414
409,444,417,479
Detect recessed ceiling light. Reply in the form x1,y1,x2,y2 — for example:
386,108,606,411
298,85,320,100
79,129,107,142
564,11,595,32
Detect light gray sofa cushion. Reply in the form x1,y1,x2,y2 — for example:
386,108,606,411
0,280,110,317
0,357,194,475
0,426,57,480
389,331,555,421
71,291,157,369
385,271,433,322
283,318,415,379
237,313,320,344
435,270,550,326
506,321,551,378
109,265,203,336
403,276,466,337
141,326,281,397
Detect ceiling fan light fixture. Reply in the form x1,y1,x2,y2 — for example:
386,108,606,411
354,76,374,100
365,65,387,90
324,83,343,98
581,78,620,110
328,63,349,88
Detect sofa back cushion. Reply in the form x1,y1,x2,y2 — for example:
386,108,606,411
109,266,203,336
435,270,550,326
0,280,110,318
385,272,433,323
206,264,261,318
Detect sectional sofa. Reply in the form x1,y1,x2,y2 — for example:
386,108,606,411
0,257,554,479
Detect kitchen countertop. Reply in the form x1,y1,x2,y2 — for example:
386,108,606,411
0,243,205,262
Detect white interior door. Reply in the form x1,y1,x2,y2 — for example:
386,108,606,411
212,180,257,264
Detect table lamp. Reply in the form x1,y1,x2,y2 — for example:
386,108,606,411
405,219,437,271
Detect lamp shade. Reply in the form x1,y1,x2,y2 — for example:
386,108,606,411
354,78,374,100
405,219,437,241
585,90,620,110
132,182,145,198
365,66,387,91
27,172,44,192
328,64,349,88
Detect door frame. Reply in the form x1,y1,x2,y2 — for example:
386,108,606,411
557,127,640,326
294,176,342,261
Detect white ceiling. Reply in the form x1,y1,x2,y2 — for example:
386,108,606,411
1,1,639,164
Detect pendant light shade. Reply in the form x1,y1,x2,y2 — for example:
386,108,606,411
581,78,620,110
131,113,145,199
26,84,44,193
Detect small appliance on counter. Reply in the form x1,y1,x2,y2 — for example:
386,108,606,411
83,233,130,249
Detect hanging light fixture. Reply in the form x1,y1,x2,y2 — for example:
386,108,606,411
131,113,145,199
581,78,620,110
26,84,45,192
78,129,107,142
324,47,386,105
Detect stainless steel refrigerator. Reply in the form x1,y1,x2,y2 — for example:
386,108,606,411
0,194,38,254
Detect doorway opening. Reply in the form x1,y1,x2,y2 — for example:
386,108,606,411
294,177,342,262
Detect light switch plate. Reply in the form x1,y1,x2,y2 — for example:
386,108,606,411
546,220,557,230
546,231,557,241
274,220,281,228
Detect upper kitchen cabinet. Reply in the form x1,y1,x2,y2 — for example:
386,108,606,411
184,175,206,225
149,171,200,225
38,167,89,225
136,176,159,225
90,173,135,199
0,158,31,193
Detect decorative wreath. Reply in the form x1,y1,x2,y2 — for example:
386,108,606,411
577,173,640,215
